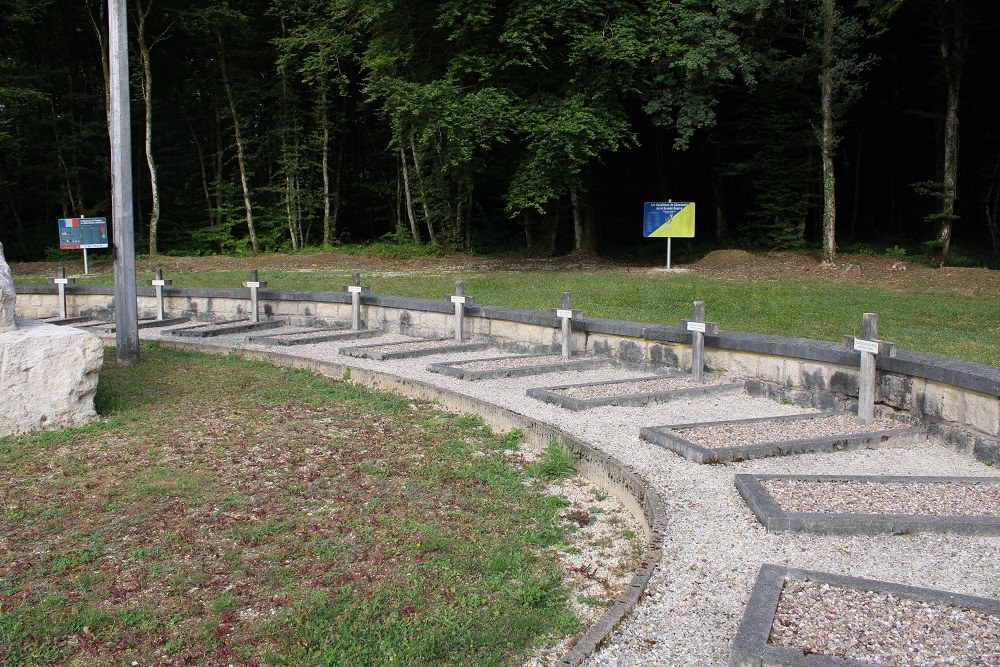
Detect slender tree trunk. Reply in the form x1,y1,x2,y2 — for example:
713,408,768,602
820,0,837,262
50,100,78,214
986,158,1000,255
571,188,583,253
399,143,420,243
570,187,597,255
409,132,436,244
934,0,967,265
136,0,161,255
217,33,258,253
86,0,110,129
331,140,344,242
177,94,213,228
213,110,224,226
319,81,333,247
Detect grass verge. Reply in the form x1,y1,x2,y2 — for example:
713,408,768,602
0,345,581,666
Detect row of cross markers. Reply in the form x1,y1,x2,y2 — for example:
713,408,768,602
51,268,893,425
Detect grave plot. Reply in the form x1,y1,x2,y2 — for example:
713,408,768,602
45,316,104,326
526,374,745,411
99,317,190,333
339,338,491,360
640,413,924,464
427,353,606,380
248,326,383,346
167,318,284,338
735,474,1000,536
731,564,1000,667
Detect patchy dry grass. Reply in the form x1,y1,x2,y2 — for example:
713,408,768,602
0,345,587,666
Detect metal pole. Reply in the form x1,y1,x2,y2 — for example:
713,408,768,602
109,0,139,364
83,248,89,275
666,238,672,270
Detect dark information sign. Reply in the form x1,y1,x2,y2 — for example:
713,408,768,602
59,217,109,250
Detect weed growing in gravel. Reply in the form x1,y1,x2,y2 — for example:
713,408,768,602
0,345,580,666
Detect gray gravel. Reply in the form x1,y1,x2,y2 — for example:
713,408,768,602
139,328,1000,666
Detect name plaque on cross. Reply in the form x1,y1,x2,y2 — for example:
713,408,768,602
450,295,467,304
853,338,880,354
556,309,573,319
151,279,167,287
244,281,261,289
347,285,363,294
686,321,707,333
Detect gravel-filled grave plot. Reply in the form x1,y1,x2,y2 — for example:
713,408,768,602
168,318,284,337
248,326,383,346
736,474,1000,535
526,374,746,411
427,353,608,380
641,412,925,464
731,564,1000,667
338,337,491,360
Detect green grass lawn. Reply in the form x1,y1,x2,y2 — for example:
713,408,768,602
0,345,582,666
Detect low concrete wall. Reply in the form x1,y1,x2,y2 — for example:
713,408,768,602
15,283,1000,462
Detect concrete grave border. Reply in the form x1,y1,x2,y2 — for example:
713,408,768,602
526,375,746,411
640,413,926,464
427,354,608,380
730,563,1000,667
735,473,1000,536
249,327,382,346
168,318,283,338
339,338,492,360
148,336,668,667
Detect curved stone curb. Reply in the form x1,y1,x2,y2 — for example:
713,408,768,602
731,564,1000,667
735,473,1000,536
151,338,668,666
641,413,926,464
526,376,746,411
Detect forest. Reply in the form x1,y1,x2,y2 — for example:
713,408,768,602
1,0,999,265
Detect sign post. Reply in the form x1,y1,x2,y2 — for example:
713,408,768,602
345,272,368,331
242,270,267,323
150,268,171,321
554,292,579,360
52,267,75,320
643,202,695,269
679,301,719,383
58,217,109,275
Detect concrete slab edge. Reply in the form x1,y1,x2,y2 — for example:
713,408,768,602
251,328,382,346
153,338,668,667
427,355,608,381
730,563,1000,667
640,411,924,464
339,339,492,360
527,380,746,411
734,474,1000,536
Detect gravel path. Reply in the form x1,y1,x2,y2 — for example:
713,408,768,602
771,579,1000,666
138,328,1000,666
763,479,1000,517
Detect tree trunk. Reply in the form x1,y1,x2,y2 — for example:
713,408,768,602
50,100,78,214
319,81,332,247
136,0,161,256
218,33,258,253
86,0,110,129
213,110,224,227
820,0,837,262
399,143,420,243
934,0,967,266
570,187,597,255
330,140,344,244
409,132,436,244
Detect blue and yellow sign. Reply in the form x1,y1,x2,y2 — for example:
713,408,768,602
643,202,695,238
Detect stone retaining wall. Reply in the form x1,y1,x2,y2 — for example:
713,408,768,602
15,284,1000,462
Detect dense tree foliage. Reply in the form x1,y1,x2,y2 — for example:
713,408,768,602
1,0,998,264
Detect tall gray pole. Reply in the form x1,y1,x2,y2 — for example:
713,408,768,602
109,0,139,364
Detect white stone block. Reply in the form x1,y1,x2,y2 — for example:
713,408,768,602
0,319,104,436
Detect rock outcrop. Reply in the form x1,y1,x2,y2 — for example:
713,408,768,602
0,241,15,332
0,319,103,437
